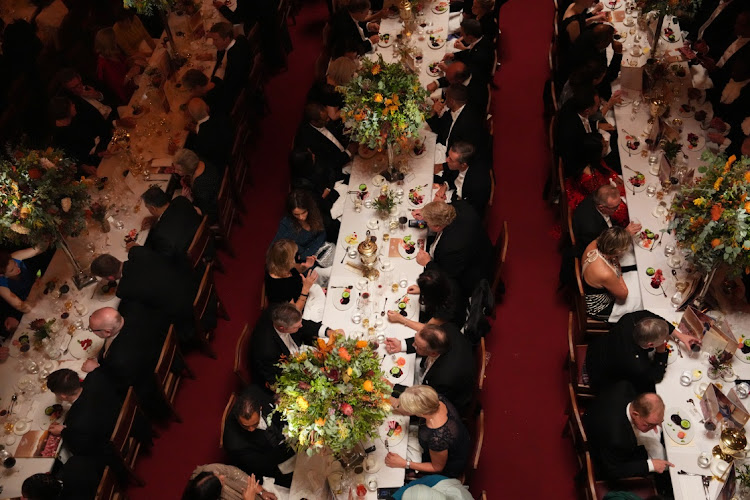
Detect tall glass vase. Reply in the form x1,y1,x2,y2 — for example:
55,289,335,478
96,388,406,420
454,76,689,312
56,231,97,290
693,266,718,310
387,143,395,168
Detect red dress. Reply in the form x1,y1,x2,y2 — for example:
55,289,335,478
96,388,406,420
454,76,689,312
96,55,135,104
565,160,631,226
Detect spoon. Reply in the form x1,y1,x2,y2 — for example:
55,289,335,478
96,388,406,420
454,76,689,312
8,394,17,415
381,298,388,316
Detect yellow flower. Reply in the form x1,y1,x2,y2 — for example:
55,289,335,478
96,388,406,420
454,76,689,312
296,397,309,412
363,380,374,392
374,93,383,103
714,177,723,190
385,98,392,106
745,202,750,212
371,64,381,75
296,352,307,362
347,367,353,376
693,197,705,206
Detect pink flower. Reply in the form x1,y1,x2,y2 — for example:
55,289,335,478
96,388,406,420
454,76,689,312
341,403,353,416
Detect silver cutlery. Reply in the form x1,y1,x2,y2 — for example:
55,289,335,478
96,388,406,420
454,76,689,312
381,298,388,316
8,393,17,415
329,285,353,289
341,246,350,264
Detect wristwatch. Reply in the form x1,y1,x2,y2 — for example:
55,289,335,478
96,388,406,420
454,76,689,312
405,460,411,470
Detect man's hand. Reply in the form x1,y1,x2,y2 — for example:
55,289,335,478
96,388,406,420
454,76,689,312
434,184,447,201
432,99,445,115
416,249,431,266
82,358,100,373
652,459,675,474
386,310,405,325
406,284,420,294
366,22,380,32
49,423,65,436
673,329,701,350
598,122,614,132
141,215,157,230
454,39,469,50
626,221,642,235
612,40,623,54
385,337,403,354
0,347,9,362
369,34,380,44
426,81,439,93
327,328,345,339
412,209,423,220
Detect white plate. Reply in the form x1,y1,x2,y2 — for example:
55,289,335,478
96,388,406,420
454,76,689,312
382,419,406,446
389,293,418,320
331,288,356,311
407,187,426,208
341,232,360,249
684,132,705,152
13,418,32,436
620,133,644,155
372,174,386,187
68,332,104,359
604,0,622,8
378,34,393,47
427,37,446,49
642,273,667,296
661,26,680,43
426,65,442,77
708,122,731,137
636,233,659,250
736,335,750,363
431,3,448,14
626,172,647,192
666,340,678,365
677,103,696,118
663,407,695,445
397,237,419,260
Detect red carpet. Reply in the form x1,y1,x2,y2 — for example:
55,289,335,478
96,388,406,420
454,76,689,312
128,1,578,498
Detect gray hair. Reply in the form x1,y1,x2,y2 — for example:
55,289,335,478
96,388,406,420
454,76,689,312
632,393,664,418
593,184,620,206
174,149,201,176
633,317,670,346
270,303,302,328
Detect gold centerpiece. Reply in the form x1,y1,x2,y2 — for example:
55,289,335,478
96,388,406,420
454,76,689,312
357,231,380,280
713,425,748,463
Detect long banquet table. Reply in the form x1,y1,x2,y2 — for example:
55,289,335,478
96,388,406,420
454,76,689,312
606,4,750,499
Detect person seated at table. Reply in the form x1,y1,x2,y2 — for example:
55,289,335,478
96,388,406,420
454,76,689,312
173,148,221,224
392,475,474,500
94,27,144,105
385,385,470,479
49,96,110,177
442,19,495,83
558,0,605,58
471,0,499,43
584,381,674,483
328,0,380,57
288,149,340,222
564,24,622,100
307,56,358,121
273,190,327,259
581,226,632,322
138,186,203,263
387,269,467,332
181,69,226,115
21,473,63,500
47,368,125,457
205,22,252,102
414,200,492,298
708,57,750,149
55,67,117,124
59,456,107,500
184,465,271,500
185,97,233,169
112,7,156,57
433,141,492,219
222,385,296,488
559,56,606,107
90,248,199,342
0,247,44,320
386,323,475,415
426,62,489,125
294,101,354,179
426,84,489,161
572,185,638,255
685,0,746,61
697,9,750,88
265,239,319,310
250,303,337,391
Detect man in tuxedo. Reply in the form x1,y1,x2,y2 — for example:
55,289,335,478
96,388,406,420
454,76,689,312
138,186,202,263
56,67,116,123
556,89,608,172
328,0,380,57
442,19,495,82
689,0,747,61
564,24,622,100
585,381,674,481
294,101,353,179
426,61,489,115
250,303,338,391
384,323,475,415
185,97,233,168
181,68,227,115
434,141,492,218
701,10,750,88
49,96,111,177
415,200,492,298
427,84,488,157
223,385,296,487
90,248,199,342
572,185,641,255
47,368,124,457
207,22,252,102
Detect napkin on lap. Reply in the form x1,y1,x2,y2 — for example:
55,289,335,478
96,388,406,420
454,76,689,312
690,65,714,89
330,181,348,220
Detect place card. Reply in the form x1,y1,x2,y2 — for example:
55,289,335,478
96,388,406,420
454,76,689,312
678,305,737,353
717,463,736,499
700,383,749,431
619,66,643,92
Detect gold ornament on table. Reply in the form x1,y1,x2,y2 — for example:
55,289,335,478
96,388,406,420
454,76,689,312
714,424,748,463
399,0,413,21
109,128,131,153
357,230,380,280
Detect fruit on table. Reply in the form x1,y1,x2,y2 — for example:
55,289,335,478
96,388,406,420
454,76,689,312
646,267,655,276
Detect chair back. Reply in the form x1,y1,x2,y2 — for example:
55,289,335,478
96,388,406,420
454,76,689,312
477,337,488,391
233,323,251,387
573,258,610,335
109,387,145,485
461,409,484,485
219,392,237,449
216,169,238,247
193,263,216,331
567,382,588,460
154,325,177,391
187,216,210,269
95,466,123,500
491,221,509,297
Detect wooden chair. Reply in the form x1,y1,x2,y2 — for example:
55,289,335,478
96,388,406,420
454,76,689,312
490,221,509,302
187,216,211,270
109,388,146,486
567,311,595,399
460,409,484,485
565,382,588,465
233,323,251,387
260,281,269,311
154,326,186,422
193,263,231,358
95,466,125,500
558,157,568,237
584,452,658,500
213,169,238,258
483,168,496,229
219,392,237,449
477,337,488,392
573,257,611,336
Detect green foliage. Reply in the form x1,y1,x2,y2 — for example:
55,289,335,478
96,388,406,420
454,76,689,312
123,0,174,15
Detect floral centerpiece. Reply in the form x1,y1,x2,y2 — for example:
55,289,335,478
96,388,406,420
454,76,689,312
668,153,750,275
0,149,90,247
372,188,397,218
122,0,174,15
86,202,111,233
274,333,392,456
340,55,429,157
636,0,701,16
707,349,733,379
29,318,56,346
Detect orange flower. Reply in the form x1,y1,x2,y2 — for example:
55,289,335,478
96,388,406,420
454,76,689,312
363,380,374,392
315,418,326,426
371,64,381,75
374,93,383,103
711,204,724,221
317,338,328,350
356,340,368,348
338,347,351,361
711,238,722,248
745,201,750,212
745,171,750,183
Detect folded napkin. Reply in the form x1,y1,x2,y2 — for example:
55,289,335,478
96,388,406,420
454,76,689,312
301,284,325,323
609,268,643,323
690,64,714,90
262,477,291,500
434,143,447,164
330,180,348,220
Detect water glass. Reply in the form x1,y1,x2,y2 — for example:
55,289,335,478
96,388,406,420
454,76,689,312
398,274,408,288
663,244,676,257
646,184,658,197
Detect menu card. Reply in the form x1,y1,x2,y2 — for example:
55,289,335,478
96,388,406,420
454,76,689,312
717,463,736,499
620,66,643,92
677,306,737,354
700,383,750,430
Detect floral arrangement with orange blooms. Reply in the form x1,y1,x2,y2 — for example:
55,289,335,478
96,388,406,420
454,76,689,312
0,149,90,246
273,332,392,456
340,55,430,153
636,0,701,16
122,0,174,16
668,152,750,275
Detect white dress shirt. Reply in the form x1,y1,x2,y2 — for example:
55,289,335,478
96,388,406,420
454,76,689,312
311,124,351,157
214,39,236,80
417,355,440,384
625,403,667,473
454,168,467,199
717,37,749,68
578,113,593,133
351,14,367,41
195,115,210,134
698,0,733,41
428,231,443,259
274,327,300,355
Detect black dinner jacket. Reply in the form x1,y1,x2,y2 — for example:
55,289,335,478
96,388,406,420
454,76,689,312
435,163,492,219
218,0,253,25
143,195,202,263
328,9,374,56
689,0,747,58
426,201,492,297
453,36,495,83
401,323,475,415
294,122,351,176
556,99,598,173
185,113,233,169
584,381,651,481
435,76,489,116
709,41,750,90
427,103,488,154
216,36,252,102
249,311,325,391
222,385,295,481
60,369,123,458
571,195,610,256
585,311,674,394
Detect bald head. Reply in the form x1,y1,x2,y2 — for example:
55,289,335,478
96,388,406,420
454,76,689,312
445,61,470,85
187,98,209,121
632,393,665,419
88,307,124,338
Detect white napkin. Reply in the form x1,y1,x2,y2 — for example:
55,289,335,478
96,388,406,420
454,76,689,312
690,64,714,90
330,180,348,220
609,268,643,323
434,143,447,164
262,477,291,500
301,284,326,323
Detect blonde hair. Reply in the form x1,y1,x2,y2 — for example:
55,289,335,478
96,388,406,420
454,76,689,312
422,201,457,228
266,239,298,276
94,28,122,59
399,385,440,416
597,226,631,257
327,57,358,86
